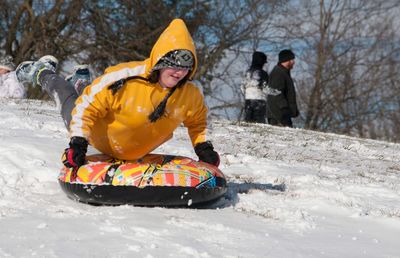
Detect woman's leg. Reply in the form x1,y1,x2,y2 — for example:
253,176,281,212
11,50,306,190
38,70,78,129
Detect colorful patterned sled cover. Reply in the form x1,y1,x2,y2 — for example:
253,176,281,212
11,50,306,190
58,154,227,206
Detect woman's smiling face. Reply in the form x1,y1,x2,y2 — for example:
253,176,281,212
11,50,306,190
158,67,189,88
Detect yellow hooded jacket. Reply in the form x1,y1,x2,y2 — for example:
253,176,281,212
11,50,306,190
69,19,207,160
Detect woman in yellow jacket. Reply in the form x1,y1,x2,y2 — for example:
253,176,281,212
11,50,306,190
16,19,220,168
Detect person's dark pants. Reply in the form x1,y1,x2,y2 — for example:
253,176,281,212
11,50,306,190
39,70,78,129
267,116,293,127
244,99,266,123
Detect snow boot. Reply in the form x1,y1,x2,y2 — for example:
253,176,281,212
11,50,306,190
16,55,58,86
65,64,91,95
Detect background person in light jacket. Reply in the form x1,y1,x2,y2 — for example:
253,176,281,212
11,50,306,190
0,55,26,99
241,51,269,123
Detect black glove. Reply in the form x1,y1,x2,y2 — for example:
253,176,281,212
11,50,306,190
62,136,88,168
194,141,220,167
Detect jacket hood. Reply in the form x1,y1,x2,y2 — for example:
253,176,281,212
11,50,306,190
147,19,197,79
251,51,267,69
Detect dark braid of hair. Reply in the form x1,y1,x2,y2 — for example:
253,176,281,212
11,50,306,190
148,86,178,122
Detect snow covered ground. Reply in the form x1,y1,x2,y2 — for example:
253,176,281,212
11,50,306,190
0,98,399,258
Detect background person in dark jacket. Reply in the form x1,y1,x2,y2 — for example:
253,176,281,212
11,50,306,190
241,51,269,123
266,49,299,127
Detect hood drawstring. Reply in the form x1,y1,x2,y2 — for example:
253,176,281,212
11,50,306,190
108,75,147,94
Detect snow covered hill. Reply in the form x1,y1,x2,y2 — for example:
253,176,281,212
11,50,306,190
0,99,399,257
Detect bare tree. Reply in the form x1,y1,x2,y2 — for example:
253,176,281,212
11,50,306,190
278,0,400,141
0,0,84,98
194,0,284,119
78,0,282,82
72,1,210,73
0,0,84,63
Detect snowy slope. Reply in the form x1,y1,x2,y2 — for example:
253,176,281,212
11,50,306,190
0,99,399,258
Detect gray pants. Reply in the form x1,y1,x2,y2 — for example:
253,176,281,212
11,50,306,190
39,70,78,129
